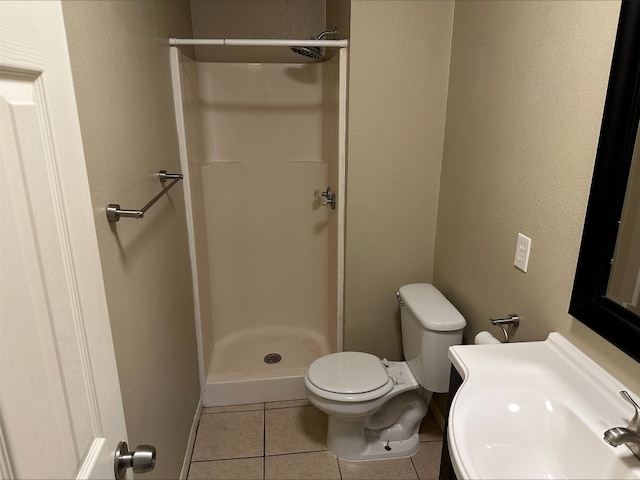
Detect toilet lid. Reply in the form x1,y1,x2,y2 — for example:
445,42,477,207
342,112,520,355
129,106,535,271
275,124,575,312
306,352,390,394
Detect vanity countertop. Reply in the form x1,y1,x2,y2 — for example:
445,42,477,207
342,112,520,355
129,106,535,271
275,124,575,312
447,332,640,479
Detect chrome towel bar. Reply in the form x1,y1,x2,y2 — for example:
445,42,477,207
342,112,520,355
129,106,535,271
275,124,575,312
106,170,183,222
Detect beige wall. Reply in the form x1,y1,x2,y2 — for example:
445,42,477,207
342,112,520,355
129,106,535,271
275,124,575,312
434,0,640,392
188,0,349,62
61,2,200,478
189,0,327,62
344,1,455,359
191,0,325,39
327,0,351,39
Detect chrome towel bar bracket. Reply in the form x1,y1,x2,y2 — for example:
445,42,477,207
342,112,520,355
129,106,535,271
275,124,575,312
106,170,183,222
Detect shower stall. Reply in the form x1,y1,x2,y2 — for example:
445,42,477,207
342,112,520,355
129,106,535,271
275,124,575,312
169,39,347,406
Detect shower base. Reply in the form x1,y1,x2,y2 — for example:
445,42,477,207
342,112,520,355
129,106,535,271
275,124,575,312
203,326,332,407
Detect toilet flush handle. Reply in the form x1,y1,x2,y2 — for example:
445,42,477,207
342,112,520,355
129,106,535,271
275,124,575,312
395,291,404,306
314,187,336,209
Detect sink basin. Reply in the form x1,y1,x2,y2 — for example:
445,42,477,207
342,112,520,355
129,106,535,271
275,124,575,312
448,333,640,479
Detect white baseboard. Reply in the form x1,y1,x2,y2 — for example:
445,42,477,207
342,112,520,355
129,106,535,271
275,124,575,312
180,398,203,480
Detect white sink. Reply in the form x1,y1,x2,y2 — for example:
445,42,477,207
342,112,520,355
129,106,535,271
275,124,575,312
448,333,640,479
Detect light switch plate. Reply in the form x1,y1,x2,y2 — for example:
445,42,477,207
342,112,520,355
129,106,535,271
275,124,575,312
514,233,531,272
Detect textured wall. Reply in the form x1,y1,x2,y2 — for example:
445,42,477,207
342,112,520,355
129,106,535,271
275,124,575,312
344,1,455,359
189,0,327,62
326,0,351,39
61,2,200,477
190,0,325,39
435,0,640,391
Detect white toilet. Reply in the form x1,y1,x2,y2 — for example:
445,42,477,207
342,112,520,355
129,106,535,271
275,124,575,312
304,283,466,461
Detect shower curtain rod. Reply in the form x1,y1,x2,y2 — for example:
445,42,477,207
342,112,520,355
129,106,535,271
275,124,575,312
168,38,348,48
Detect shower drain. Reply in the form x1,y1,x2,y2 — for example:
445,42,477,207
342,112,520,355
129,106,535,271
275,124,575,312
264,353,282,364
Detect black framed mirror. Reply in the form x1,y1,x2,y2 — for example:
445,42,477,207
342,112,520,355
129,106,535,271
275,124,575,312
569,0,640,363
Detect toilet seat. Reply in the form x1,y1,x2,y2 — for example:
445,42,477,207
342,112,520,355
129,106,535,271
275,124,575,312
305,352,395,402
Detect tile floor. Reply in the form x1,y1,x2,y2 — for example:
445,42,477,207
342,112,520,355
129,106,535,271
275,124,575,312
188,399,443,480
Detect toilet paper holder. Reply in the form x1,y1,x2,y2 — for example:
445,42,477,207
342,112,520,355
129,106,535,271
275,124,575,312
490,314,520,343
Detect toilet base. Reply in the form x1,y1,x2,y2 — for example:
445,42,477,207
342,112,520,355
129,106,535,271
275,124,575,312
325,390,428,461
327,416,422,461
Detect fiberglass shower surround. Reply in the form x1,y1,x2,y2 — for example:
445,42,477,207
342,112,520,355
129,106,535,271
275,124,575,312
170,36,348,407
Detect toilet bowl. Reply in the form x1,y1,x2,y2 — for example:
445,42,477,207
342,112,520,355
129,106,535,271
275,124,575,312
304,283,466,461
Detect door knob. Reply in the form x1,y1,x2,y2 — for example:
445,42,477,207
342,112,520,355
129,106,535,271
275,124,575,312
114,441,156,480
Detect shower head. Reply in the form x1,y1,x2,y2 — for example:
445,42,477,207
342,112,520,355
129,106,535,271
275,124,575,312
290,30,338,60
290,45,324,60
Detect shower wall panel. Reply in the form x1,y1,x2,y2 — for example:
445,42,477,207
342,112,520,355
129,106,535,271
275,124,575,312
197,63,337,351
172,50,214,379
323,57,339,352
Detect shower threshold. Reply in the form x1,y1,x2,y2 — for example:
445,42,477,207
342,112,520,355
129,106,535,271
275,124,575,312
202,326,331,407
204,367,308,407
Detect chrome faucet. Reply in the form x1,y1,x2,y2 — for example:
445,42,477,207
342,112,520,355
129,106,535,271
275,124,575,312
603,390,640,460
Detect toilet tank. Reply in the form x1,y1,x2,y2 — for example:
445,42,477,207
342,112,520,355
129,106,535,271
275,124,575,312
398,283,466,393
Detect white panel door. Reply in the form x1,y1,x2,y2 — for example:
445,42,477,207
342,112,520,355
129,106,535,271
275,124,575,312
0,1,128,478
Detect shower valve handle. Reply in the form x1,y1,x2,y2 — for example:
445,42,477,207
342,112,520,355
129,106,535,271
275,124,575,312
314,187,336,209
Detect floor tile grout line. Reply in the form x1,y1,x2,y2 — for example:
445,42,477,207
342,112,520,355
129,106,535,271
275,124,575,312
410,455,420,480
200,408,265,414
190,455,265,464
200,403,311,415
264,447,329,458
263,405,267,480
264,404,312,410
185,411,204,479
